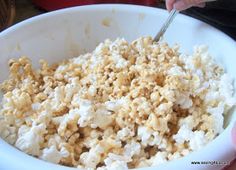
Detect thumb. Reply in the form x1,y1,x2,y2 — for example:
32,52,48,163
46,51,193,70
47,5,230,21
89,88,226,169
174,0,208,11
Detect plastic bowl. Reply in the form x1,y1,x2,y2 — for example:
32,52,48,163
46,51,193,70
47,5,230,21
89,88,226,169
0,4,236,170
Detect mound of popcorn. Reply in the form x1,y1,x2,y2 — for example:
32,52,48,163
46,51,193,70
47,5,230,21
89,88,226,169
0,37,235,169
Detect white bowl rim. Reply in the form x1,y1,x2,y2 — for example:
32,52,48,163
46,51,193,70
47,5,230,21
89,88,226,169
0,4,236,170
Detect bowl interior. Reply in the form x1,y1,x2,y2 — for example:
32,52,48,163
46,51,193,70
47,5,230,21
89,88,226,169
0,4,236,170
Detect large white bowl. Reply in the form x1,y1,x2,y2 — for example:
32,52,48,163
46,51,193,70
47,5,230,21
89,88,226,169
0,4,236,170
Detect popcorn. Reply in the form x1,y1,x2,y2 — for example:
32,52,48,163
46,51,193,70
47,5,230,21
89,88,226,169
137,126,162,146
0,37,235,169
80,144,105,168
117,127,135,141
101,160,128,170
124,140,141,157
168,152,181,160
0,118,17,144
40,145,65,164
103,153,130,170
15,123,46,156
151,151,168,166
76,99,95,127
58,108,80,136
90,107,113,129
105,97,127,112
219,74,236,107
12,89,32,111
178,115,196,130
173,124,194,145
175,92,193,109
31,102,41,111
80,151,101,169
112,53,129,69
189,131,207,151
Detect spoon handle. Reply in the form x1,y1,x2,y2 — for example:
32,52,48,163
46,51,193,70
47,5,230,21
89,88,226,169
154,9,179,42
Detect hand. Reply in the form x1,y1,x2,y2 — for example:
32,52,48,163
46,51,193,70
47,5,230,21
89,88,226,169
165,0,214,11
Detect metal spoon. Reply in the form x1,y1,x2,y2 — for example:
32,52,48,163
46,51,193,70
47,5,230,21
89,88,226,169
154,9,179,42
154,0,218,41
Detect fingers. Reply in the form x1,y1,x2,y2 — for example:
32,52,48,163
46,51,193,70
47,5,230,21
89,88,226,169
195,2,206,8
172,0,207,11
166,0,176,12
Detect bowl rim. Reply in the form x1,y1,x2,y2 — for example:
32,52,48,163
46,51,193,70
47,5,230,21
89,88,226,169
1,3,236,43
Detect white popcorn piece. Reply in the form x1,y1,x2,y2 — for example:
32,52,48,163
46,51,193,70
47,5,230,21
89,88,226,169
105,97,127,112
137,126,162,146
173,124,194,145
112,53,128,69
155,102,173,115
124,140,141,157
73,53,91,65
88,85,97,96
31,103,41,111
47,134,64,147
91,107,113,129
138,126,152,145
104,153,129,170
207,102,225,134
40,145,65,164
15,123,47,156
80,145,104,169
58,108,80,135
173,125,208,151
189,131,207,151
53,86,65,106
77,99,95,127
33,111,52,125
167,65,186,77
168,152,181,160
219,74,236,107
151,151,168,166
64,83,79,102
175,92,193,109
80,152,100,169
179,116,195,130
117,127,134,141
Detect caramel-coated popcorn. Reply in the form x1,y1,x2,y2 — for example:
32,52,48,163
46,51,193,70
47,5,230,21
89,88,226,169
0,37,235,169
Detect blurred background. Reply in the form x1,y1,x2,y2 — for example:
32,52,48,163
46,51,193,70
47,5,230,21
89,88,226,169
1,0,236,39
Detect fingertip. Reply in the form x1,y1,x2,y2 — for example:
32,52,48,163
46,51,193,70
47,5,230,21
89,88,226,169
166,0,175,12
173,1,189,11
196,2,206,8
